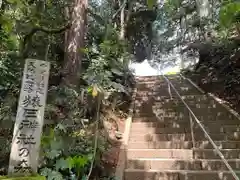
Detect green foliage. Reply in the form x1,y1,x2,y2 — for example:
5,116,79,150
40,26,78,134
219,1,240,28
40,124,103,180
147,0,157,10
0,0,135,179
40,168,63,180
83,27,133,95
0,176,45,180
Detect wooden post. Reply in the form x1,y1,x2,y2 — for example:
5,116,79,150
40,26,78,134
8,59,50,175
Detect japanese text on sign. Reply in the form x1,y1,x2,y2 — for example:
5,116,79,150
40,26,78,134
8,59,50,175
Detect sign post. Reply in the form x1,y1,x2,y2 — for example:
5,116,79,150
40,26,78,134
8,59,50,175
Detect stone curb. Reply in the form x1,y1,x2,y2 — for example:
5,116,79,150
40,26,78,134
115,84,137,180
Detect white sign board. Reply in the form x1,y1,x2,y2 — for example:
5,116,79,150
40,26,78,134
8,59,50,175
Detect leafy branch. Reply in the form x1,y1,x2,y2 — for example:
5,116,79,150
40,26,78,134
22,23,71,58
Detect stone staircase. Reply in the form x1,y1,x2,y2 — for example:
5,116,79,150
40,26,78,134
123,75,240,180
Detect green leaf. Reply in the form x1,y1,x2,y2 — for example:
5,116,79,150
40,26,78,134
54,123,67,133
55,158,69,171
40,168,63,179
66,157,74,169
81,175,87,180
0,16,13,33
67,156,89,170
50,140,63,150
111,82,128,94
47,170,64,180
40,167,52,177
87,86,93,93
219,2,240,27
147,0,157,9
111,68,123,76
46,149,61,159
79,48,89,54
87,154,93,161
74,156,88,168
6,0,18,3
41,129,55,147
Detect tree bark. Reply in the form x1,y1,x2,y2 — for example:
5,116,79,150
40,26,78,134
63,0,88,86
119,4,125,40
195,0,210,18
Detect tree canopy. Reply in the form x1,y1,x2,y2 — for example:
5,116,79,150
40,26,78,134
0,0,240,179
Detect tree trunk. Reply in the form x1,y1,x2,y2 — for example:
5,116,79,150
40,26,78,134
195,0,210,18
119,2,125,40
63,0,88,86
180,16,186,70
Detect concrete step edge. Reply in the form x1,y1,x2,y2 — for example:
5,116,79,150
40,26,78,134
127,158,240,161
127,148,240,151
134,94,207,98
129,132,240,136
124,169,240,173
130,125,240,128
128,140,240,143
129,129,240,134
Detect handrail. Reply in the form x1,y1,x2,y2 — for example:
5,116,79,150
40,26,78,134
180,73,240,121
160,73,240,180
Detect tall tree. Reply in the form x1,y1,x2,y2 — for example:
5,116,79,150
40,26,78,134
63,0,88,85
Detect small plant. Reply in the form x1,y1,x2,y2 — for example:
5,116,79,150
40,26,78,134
39,124,95,180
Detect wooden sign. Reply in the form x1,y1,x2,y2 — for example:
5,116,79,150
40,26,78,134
8,59,50,175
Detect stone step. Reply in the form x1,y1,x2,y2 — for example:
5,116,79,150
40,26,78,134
127,149,240,159
126,158,240,170
133,112,238,121
134,101,228,111
130,127,189,134
127,76,240,180
146,83,199,90
134,98,218,108
137,87,202,96
137,81,201,88
127,141,240,149
133,114,239,123
136,82,193,89
128,141,192,149
131,120,240,128
133,110,232,122
136,76,182,82
135,76,188,83
134,102,225,111
136,81,201,89
131,121,191,128
129,132,240,141
135,75,182,80
132,117,188,122
134,96,218,107
135,76,165,81
151,102,225,111
134,107,224,117
134,95,215,104
135,78,183,84
129,133,194,141
136,93,208,98
130,125,240,134
124,169,240,180
132,121,240,129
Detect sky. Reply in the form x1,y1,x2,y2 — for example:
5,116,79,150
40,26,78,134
129,59,180,76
